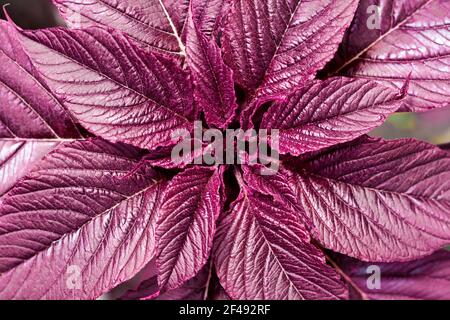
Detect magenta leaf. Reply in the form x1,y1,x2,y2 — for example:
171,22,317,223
0,140,59,196
282,137,450,262
325,0,450,112
191,0,230,38
53,0,226,56
157,167,223,292
214,173,348,300
53,0,187,56
186,10,237,129
18,26,195,151
261,77,405,155
0,139,166,299
337,250,450,300
222,0,358,98
0,21,80,139
0,21,81,196
155,264,211,300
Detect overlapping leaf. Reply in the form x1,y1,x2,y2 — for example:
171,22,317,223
157,167,223,292
281,137,450,261
186,11,237,129
337,250,450,300
0,21,80,196
325,0,450,112
261,77,405,155
214,176,348,300
222,0,358,98
18,26,194,151
0,139,166,299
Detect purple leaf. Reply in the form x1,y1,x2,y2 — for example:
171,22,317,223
325,0,450,112
191,0,230,38
157,167,223,292
214,173,348,300
155,263,211,300
53,0,187,56
282,137,450,262
0,139,166,299
0,140,59,196
337,250,450,300
261,77,405,155
222,0,358,98
0,21,81,196
186,10,237,129
0,21,80,139
18,26,195,151
441,143,450,152
53,0,226,56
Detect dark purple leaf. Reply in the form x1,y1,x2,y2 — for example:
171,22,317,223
282,137,450,262
18,26,195,151
186,10,237,129
214,173,348,300
157,167,223,291
325,0,450,112
261,77,405,155
222,0,358,98
337,250,450,300
0,139,166,299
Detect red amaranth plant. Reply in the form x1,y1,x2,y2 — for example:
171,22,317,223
0,0,449,300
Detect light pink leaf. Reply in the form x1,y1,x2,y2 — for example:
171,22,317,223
214,174,348,300
222,0,358,98
261,77,405,155
157,166,223,291
325,0,450,112
18,26,195,151
186,10,237,129
281,137,450,262
0,139,166,299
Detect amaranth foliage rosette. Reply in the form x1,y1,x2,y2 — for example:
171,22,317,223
0,0,449,300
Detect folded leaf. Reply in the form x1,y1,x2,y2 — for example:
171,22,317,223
283,137,450,262
222,0,358,98
0,139,166,299
214,176,348,300
261,78,404,155
325,0,450,112
337,250,450,300
18,26,194,151
157,166,223,291
186,10,237,129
